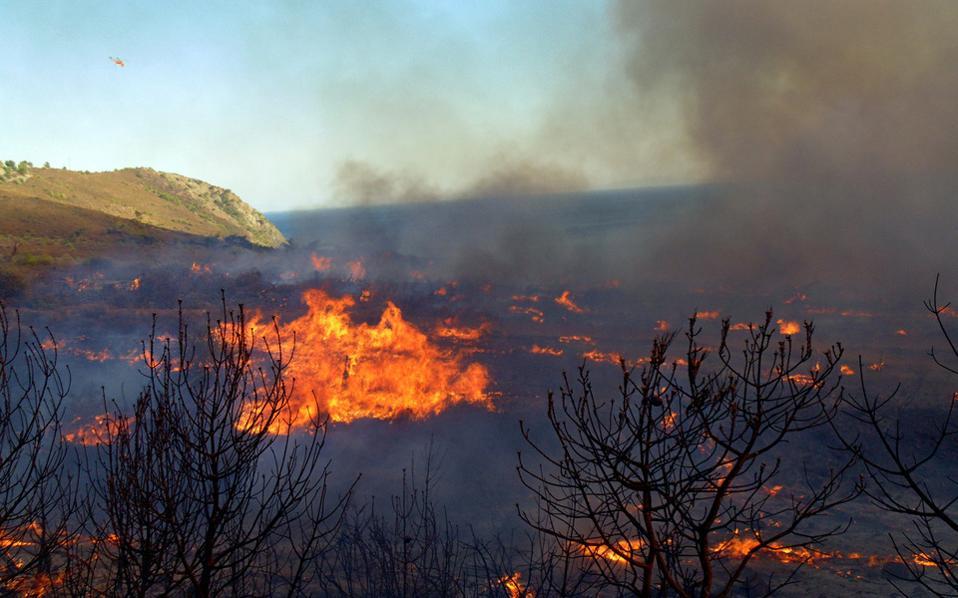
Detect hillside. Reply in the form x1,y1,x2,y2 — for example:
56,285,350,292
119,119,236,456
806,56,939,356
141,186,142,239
0,165,285,295
0,165,285,248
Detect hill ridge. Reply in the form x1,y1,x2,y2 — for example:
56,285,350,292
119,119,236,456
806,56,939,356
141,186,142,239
0,165,285,248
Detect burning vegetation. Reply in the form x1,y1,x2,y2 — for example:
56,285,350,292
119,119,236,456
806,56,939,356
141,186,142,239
249,289,492,424
553,290,586,314
5,274,958,596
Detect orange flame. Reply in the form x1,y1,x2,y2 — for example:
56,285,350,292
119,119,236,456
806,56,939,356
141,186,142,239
580,529,903,578
64,414,130,446
579,538,644,565
776,319,801,336
840,364,856,376
554,291,586,314
787,373,816,386
582,349,623,366
695,310,720,320
530,344,564,357
191,262,212,274
558,335,594,344
434,318,490,341
40,338,113,362
662,410,677,430
498,571,534,598
655,320,670,332
252,290,492,425
911,551,957,568
128,277,141,291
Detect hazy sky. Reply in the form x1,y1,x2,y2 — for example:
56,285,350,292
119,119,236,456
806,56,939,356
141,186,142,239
0,1,697,211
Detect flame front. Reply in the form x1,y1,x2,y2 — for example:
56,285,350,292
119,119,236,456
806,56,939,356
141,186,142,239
554,291,586,314
257,290,492,425
498,571,534,598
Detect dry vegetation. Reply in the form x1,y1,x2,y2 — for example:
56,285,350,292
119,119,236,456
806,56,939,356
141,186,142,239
0,164,285,297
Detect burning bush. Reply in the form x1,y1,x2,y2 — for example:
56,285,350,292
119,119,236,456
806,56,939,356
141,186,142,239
248,289,492,425
75,299,352,596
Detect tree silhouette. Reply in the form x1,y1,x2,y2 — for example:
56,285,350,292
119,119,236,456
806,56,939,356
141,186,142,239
75,298,352,596
0,305,78,595
518,312,859,597
832,276,958,597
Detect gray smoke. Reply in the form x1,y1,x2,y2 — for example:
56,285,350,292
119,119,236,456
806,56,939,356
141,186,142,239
615,0,958,288
333,158,588,206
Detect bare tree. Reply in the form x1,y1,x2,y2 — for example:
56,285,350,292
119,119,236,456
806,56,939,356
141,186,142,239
317,445,473,597
832,276,958,597
76,298,351,597
314,441,569,598
518,312,859,597
0,304,77,595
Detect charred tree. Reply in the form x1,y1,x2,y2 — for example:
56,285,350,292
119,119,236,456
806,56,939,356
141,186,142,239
518,313,859,597
317,446,472,597
78,298,351,597
0,304,78,594
314,443,558,598
832,276,958,597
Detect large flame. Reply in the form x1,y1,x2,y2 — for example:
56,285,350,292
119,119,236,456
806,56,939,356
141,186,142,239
255,290,492,425
776,319,801,335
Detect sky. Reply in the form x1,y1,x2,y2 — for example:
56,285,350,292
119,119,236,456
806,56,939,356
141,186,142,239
0,1,697,211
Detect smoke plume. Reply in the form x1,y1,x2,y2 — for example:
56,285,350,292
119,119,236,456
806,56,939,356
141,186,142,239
615,1,958,287
333,157,588,206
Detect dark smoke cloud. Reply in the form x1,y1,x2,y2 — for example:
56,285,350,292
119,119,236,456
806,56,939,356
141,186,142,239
333,160,440,206
463,158,588,199
333,157,588,206
617,1,958,182
322,2,958,296
615,1,958,289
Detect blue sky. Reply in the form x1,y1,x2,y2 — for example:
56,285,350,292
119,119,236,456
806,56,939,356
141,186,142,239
0,1,695,210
